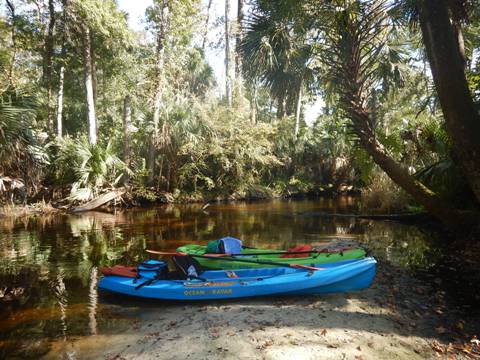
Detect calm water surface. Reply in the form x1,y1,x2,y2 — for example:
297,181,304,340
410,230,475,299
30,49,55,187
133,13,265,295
0,198,441,358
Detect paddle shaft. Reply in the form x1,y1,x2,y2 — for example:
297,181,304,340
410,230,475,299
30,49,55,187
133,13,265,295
146,250,324,271
148,247,357,257
220,246,358,257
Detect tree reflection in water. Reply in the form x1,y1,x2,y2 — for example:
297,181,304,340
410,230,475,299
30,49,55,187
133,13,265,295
53,267,68,340
88,267,98,336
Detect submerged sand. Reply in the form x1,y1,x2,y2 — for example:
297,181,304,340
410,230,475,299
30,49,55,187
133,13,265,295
44,262,477,360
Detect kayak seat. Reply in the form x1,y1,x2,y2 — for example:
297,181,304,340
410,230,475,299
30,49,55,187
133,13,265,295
172,255,204,279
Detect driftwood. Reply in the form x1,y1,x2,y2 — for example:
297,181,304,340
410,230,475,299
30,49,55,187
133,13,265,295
72,188,126,213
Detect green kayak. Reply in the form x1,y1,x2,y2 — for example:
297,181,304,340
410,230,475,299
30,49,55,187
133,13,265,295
176,244,367,270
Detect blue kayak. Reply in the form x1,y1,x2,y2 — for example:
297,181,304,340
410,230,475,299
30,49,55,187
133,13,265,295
98,257,376,301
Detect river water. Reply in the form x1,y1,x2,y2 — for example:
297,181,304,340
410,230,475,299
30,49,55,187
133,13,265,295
0,198,443,358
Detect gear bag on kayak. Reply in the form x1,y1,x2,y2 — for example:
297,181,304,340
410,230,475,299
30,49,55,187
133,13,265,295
205,237,243,254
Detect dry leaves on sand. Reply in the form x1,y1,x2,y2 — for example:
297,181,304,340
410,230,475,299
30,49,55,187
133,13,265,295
430,338,480,358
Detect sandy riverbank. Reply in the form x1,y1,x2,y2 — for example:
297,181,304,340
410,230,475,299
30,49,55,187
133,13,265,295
42,261,478,360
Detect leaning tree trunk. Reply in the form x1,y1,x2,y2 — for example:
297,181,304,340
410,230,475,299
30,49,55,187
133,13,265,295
82,24,97,145
224,0,232,107
147,0,169,186
418,0,480,205
348,107,468,228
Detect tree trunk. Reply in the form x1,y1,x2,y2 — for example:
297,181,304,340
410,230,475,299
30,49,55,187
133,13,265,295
294,80,302,139
90,36,97,106
82,24,97,145
234,0,244,99
148,0,169,185
349,108,469,228
250,83,257,124
44,0,56,132
276,93,285,119
202,0,213,52
56,65,65,137
123,95,132,172
6,0,16,87
418,0,480,205
224,0,232,107
56,0,68,138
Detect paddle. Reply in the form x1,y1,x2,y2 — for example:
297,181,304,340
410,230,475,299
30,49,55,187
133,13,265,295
146,250,325,271
209,246,358,257
146,246,358,257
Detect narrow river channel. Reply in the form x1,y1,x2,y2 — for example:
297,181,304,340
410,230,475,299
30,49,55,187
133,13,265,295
0,198,445,358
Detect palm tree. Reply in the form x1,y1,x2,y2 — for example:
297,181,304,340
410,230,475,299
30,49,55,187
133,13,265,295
240,5,312,134
0,89,48,200
242,0,479,227
314,0,475,226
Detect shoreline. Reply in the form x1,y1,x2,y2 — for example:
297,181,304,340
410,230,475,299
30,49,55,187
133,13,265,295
42,262,478,360
0,191,423,222
0,184,364,219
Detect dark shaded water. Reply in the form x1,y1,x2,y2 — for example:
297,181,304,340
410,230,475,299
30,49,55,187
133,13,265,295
0,198,443,358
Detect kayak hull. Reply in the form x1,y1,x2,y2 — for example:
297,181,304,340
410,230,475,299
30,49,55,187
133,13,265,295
98,257,377,301
176,244,367,269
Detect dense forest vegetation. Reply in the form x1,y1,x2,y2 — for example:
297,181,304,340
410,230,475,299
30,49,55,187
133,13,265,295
0,0,479,230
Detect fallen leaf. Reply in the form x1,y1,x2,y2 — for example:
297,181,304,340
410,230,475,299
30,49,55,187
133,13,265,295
256,339,274,350
431,341,446,354
320,329,327,336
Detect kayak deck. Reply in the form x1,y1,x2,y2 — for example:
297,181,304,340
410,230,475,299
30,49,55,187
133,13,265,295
176,244,367,269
